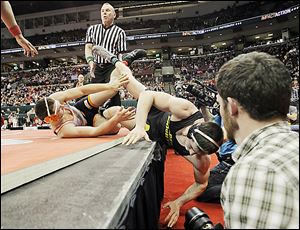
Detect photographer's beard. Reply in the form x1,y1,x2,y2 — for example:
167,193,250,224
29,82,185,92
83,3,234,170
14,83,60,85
221,105,239,141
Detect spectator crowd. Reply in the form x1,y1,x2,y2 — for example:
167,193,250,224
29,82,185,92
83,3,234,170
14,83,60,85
1,37,298,128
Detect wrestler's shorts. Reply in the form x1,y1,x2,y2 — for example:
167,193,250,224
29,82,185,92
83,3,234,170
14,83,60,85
74,96,99,126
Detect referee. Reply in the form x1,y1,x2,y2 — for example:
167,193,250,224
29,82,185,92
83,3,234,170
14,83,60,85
85,2,126,108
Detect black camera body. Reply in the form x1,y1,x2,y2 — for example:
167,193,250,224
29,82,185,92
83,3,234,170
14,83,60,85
186,84,216,107
184,207,223,229
184,80,220,115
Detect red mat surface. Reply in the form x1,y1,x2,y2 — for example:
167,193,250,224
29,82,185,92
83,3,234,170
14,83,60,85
159,149,224,229
1,128,129,175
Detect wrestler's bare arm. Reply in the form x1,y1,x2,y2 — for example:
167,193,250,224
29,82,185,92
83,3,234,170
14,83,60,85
163,154,211,228
57,107,135,138
49,76,128,103
137,91,198,121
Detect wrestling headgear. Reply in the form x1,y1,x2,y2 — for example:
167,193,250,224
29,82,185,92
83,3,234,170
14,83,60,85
187,122,222,154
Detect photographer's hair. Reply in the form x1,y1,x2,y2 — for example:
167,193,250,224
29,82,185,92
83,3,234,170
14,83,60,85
190,122,224,154
216,51,291,120
35,97,56,121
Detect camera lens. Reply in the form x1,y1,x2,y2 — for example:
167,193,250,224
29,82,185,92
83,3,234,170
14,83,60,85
184,207,214,229
186,85,203,98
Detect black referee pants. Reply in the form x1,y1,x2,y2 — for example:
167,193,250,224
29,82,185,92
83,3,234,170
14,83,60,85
92,64,121,107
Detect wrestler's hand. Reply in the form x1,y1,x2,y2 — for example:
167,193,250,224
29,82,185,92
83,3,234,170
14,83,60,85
122,126,151,145
15,34,38,57
163,200,181,228
112,106,135,122
109,74,129,91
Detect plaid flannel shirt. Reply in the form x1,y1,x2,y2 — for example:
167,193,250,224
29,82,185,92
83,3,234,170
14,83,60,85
221,121,299,229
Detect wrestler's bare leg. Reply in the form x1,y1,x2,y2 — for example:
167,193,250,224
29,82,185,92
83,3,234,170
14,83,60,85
110,67,146,100
92,45,146,99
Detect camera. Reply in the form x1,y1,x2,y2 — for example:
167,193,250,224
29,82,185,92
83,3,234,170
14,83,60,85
185,81,217,107
184,207,223,229
183,80,220,115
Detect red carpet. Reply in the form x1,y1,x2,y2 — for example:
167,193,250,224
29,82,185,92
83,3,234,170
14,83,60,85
159,149,224,229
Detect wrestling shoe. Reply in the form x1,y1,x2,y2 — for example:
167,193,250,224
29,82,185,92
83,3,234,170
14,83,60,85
122,49,147,66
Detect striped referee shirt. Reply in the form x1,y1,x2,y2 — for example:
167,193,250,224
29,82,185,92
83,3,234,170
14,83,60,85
221,121,299,229
85,24,127,64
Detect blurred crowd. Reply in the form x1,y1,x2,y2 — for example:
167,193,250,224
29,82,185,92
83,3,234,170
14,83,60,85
1,37,298,107
1,38,299,129
173,37,299,105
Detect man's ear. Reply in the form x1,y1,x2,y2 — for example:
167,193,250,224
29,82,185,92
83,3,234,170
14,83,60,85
227,97,239,116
